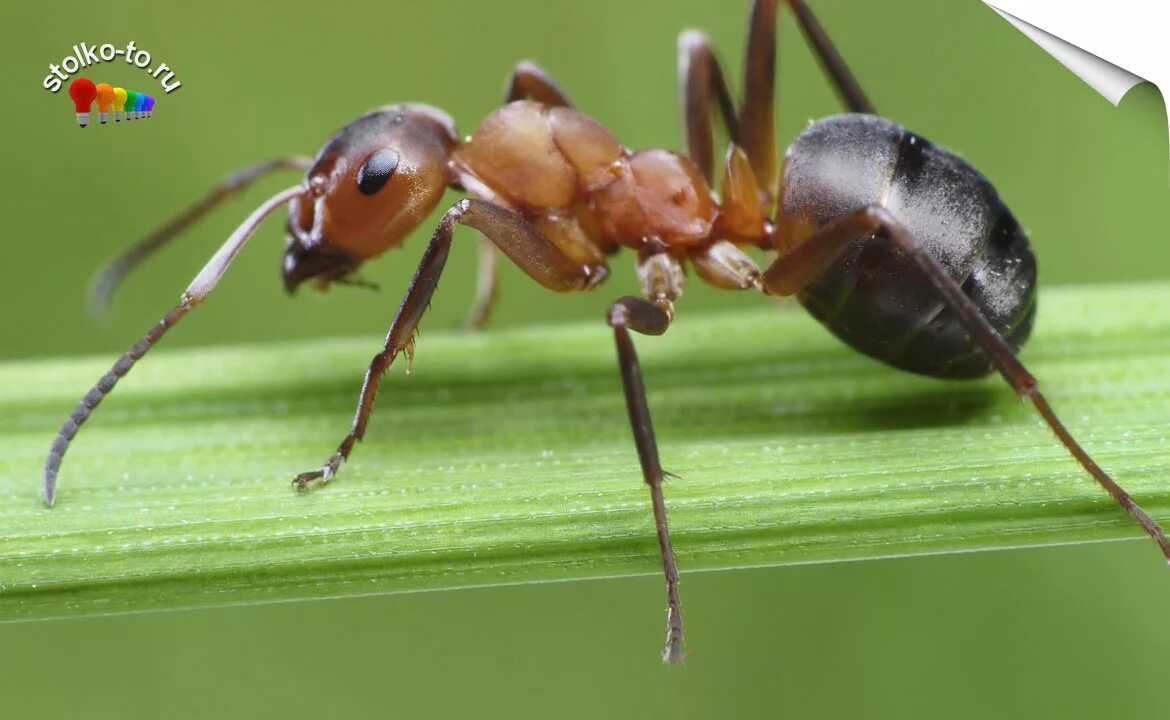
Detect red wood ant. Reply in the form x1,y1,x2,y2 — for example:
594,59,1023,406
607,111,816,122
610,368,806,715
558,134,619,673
45,0,1170,663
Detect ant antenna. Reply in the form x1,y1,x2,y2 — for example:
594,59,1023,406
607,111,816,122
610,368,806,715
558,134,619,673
43,184,306,507
88,156,312,316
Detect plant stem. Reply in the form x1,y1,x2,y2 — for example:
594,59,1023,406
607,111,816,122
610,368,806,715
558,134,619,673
2,282,1170,621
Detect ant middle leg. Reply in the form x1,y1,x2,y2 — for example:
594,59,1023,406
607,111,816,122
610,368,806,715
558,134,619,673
683,0,875,200
677,0,779,199
739,0,780,197
760,206,1170,562
464,62,577,331
615,242,790,658
677,28,739,185
607,252,691,663
465,237,500,331
294,199,606,489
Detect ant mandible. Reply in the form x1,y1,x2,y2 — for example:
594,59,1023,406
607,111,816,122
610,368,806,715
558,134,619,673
45,0,1170,664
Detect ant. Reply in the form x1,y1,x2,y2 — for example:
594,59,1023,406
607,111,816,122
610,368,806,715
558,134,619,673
45,0,1170,664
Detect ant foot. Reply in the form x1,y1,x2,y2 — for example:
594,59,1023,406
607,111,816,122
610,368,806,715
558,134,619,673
662,610,686,665
292,451,345,491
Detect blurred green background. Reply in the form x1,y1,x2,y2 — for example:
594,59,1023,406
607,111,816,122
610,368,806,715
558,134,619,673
2,0,1169,717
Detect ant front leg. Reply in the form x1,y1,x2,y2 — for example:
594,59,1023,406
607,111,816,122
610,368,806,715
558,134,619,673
607,252,689,664
761,206,1170,562
464,62,578,331
294,199,603,489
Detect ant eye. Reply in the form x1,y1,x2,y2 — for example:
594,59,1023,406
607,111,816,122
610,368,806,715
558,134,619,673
356,149,400,195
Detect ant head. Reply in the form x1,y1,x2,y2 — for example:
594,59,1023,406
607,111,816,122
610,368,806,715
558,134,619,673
283,104,459,292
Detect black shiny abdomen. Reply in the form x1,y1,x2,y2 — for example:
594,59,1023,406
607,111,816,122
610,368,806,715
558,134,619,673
780,114,1037,379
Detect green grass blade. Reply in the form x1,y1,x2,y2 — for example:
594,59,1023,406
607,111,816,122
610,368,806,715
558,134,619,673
2,282,1169,621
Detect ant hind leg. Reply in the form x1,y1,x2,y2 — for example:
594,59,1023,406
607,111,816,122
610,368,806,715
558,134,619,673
760,205,1170,563
606,252,689,663
785,0,876,114
606,294,686,664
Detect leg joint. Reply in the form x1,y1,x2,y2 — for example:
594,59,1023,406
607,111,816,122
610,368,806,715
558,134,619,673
606,301,630,330
606,296,671,336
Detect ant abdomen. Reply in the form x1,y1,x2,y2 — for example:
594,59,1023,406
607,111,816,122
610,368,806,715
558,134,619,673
778,113,1038,378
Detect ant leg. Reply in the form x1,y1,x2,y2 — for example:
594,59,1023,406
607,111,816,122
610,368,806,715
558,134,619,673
684,8,777,245
785,0,876,114
690,237,763,290
294,199,603,489
677,29,739,185
464,62,575,331
504,60,574,107
761,206,1170,562
608,296,685,663
608,252,687,663
739,0,779,198
681,0,781,197
465,237,500,330
44,184,306,507
88,156,313,314
712,145,772,242
465,205,609,330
